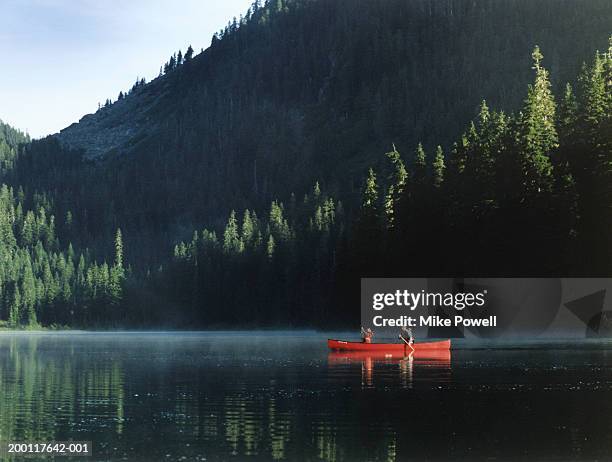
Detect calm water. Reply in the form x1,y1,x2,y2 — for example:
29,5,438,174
1,332,612,461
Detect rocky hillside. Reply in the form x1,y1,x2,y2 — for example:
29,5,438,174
56,0,612,179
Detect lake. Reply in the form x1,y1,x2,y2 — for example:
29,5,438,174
1,332,612,461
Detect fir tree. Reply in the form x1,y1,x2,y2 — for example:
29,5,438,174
9,286,20,327
414,143,427,186
266,234,275,259
185,45,194,61
384,146,407,228
432,146,445,188
114,228,124,269
362,168,379,213
518,46,557,196
109,229,125,306
558,83,578,137
241,209,255,247
223,211,243,254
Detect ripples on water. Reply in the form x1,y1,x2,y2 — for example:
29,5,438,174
1,332,612,461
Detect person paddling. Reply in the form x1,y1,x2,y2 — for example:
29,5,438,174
361,327,374,344
399,326,414,346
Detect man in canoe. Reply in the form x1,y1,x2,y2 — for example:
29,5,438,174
399,326,414,346
360,327,374,343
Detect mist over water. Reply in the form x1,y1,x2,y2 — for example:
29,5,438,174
1,331,611,461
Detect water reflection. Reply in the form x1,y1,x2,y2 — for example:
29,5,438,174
0,335,125,460
0,333,611,461
328,350,451,388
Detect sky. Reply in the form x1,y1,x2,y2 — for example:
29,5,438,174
0,0,253,138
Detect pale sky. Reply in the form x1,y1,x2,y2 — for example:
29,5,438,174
0,0,253,138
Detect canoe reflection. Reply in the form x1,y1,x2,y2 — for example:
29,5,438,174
328,350,451,388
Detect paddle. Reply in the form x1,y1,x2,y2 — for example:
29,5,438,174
399,335,415,355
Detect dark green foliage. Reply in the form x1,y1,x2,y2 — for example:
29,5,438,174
18,0,609,271
0,127,126,327
517,46,557,196
0,0,610,328
432,146,445,189
0,181,125,327
0,121,28,175
384,147,407,228
347,42,612,283
162,186,343,325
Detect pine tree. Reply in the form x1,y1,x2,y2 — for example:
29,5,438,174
313,182,322,202
558,83,578,137
414,143,427,186
266,234,275,259
42,260,56,303
109,228,125,306
470,102,506,204
21,262,37,326
67,243,75,262
223,211,243,254
185,45,194,61
579,52,607,130
114,228,124,269
432,146,446,188
9,286,20,327
362,168,379,213
360,169,381,233
269,201,291,242
384,146,407,228
21,211,35,246
518,46,557,196
241,209,255,247
314,206,323,231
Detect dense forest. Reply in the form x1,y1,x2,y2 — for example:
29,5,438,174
153,41,612,327
0,0,610,328
23,0,612,264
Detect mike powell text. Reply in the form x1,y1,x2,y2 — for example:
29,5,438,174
372,314,497,328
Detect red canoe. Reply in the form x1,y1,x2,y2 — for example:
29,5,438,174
327,338,451,352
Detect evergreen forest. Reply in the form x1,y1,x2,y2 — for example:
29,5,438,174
0,0,610,328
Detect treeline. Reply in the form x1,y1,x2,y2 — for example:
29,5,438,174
345,41,612,281
147,183,343,326
102,44,198,108
100,44,197,109
161,45,195,76
0,179,125,328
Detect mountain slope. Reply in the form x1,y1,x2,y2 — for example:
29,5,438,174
9,0,612,265
55,0,612,201
0,0,611,328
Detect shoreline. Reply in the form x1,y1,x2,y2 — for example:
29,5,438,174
0,331,611,348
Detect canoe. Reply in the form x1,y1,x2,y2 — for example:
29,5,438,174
327,338,451,352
